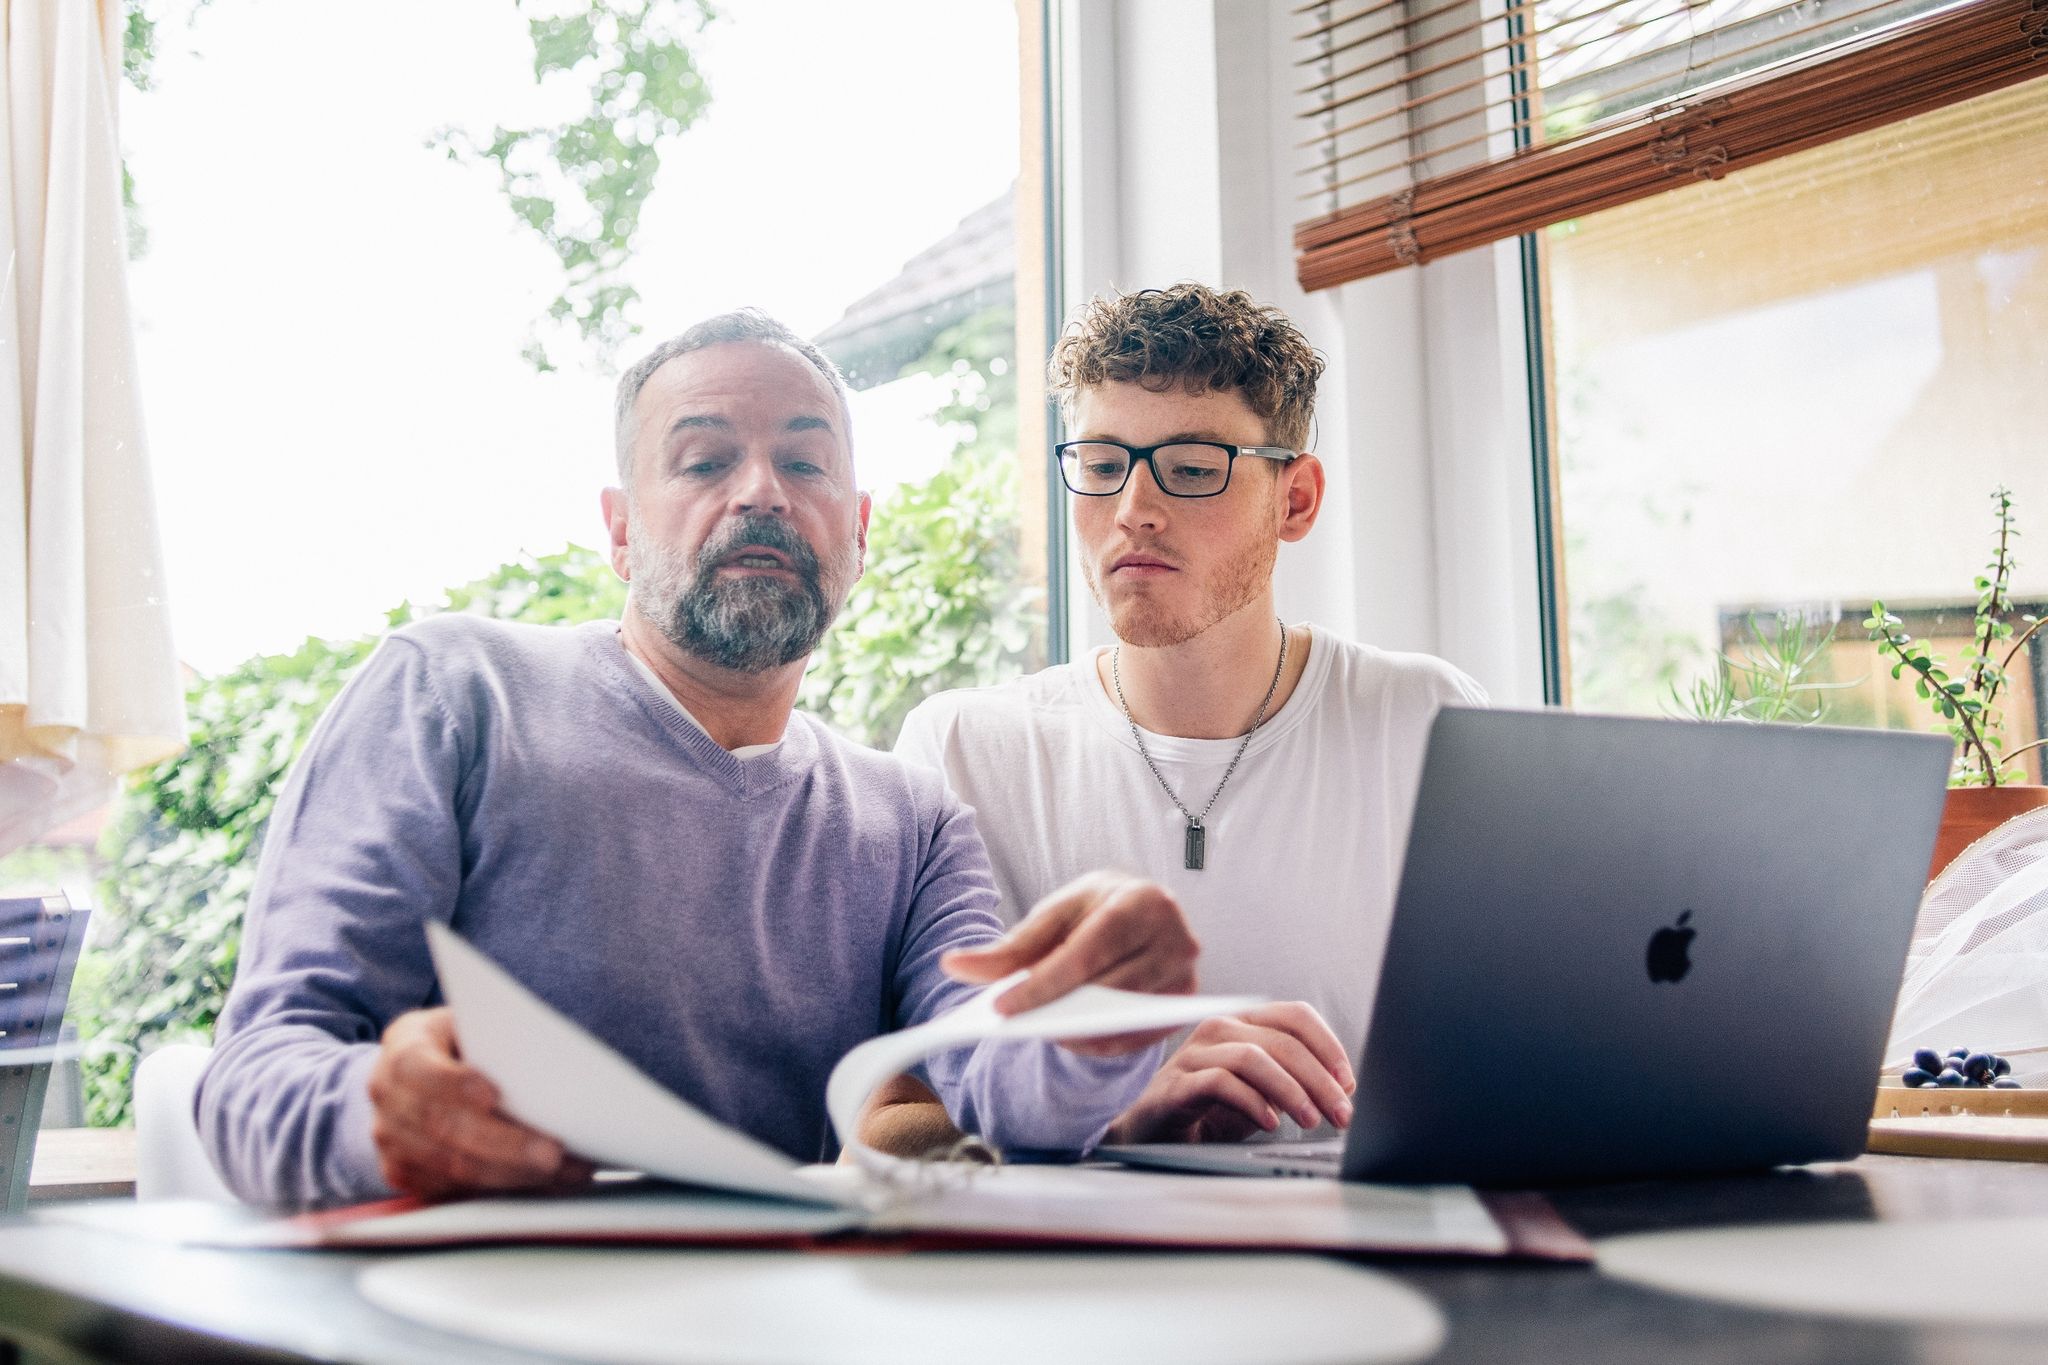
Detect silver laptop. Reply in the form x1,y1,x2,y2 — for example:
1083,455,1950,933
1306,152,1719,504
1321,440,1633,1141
1103,707,1951,1186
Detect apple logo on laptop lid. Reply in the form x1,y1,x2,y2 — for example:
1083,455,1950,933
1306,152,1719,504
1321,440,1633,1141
1647,910,1696,984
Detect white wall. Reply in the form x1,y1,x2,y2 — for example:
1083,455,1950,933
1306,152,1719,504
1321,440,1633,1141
1055,0,1548,704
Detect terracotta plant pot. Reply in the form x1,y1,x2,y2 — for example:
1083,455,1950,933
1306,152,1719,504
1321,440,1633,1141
1928,784,2048,881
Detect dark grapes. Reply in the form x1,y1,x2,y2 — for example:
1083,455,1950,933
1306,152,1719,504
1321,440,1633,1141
1901,1046,2025,1089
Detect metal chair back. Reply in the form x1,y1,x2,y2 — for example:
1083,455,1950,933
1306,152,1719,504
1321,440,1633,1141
0,895,90,1213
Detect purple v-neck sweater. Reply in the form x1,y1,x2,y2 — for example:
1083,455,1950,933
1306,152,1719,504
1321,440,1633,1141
198,615,1153,1210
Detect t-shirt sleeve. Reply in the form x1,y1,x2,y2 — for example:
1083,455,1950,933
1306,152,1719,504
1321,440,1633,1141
891,696,953,783
1445,663,1490,709
196,634,465,1210
889,780,1160,1154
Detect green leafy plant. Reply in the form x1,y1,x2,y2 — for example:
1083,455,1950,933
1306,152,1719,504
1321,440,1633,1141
1865,487,2047,788
430,0,718,370
801,306,1040,748
1669,610,1852,725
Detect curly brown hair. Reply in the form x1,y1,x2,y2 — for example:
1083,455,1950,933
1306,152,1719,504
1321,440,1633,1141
1048,283,1324,451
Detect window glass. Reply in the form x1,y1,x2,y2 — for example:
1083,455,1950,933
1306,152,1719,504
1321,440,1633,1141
1543,77,2048,781
2,0,1044,1129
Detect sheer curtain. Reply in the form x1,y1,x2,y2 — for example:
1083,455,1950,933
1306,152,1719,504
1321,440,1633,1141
1889,807,2048,1087
1,0,184,855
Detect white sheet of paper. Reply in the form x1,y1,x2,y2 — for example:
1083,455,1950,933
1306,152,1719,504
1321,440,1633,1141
825,971,1261,1174
864,1165,1510,1255
427,924,1259,1207
427,924,840,1206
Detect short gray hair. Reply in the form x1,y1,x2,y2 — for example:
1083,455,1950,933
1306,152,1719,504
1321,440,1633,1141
613,309,853,481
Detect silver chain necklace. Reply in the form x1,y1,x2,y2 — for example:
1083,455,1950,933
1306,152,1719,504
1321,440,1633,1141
1112,619,1289,871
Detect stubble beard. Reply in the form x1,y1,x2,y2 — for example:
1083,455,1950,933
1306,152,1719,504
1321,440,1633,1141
630,513,858,673
1085,531,1278,649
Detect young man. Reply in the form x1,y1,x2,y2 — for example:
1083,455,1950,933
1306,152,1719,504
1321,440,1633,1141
887,284,1485,1147
199,311,1201,1210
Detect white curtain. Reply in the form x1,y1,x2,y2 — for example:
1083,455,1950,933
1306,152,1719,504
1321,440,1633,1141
1,0,184,856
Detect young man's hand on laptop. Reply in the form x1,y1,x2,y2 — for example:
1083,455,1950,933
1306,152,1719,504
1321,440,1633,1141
1103,1002,1357,1144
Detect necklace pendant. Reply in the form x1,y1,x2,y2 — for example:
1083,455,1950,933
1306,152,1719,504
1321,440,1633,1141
1184,818,1206,871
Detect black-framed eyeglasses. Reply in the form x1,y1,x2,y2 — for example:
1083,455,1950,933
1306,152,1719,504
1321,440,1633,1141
1054,441,1297,499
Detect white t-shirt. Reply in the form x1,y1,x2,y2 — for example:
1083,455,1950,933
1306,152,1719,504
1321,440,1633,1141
894,627,1488,1063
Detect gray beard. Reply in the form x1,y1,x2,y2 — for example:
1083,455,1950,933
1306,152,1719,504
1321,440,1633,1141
631,515,847,673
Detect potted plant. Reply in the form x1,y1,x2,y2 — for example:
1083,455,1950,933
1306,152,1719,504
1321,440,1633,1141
1866,487,2048,879
1669,609,1851,725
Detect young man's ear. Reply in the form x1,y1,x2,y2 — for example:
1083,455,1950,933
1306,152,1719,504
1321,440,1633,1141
1277,454,1325,543
600,486,632,581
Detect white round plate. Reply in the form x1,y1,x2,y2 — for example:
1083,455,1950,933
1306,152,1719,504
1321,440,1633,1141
358,1248,1446,1365
1598,1217,2048,1325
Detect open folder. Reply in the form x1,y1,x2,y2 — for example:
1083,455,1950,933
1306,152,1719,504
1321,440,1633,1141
217,925,1588,1261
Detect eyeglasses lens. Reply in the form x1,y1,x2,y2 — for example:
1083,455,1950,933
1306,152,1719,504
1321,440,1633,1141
1062,444,1229,497
1155,445,1228,495
1062,443,1129,494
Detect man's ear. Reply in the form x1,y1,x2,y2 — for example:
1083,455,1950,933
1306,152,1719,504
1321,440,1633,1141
600,486,631,581
854,490,873,581
1277,454,1325,544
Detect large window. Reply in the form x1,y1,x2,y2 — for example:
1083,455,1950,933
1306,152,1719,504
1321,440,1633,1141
1542,75,2048,778
2,0,1051,1129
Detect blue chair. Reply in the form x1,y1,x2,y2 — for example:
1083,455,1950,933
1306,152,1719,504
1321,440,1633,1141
0,895,90,1213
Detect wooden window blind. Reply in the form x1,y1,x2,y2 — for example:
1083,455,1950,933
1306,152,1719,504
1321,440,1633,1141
1293,0,2048,290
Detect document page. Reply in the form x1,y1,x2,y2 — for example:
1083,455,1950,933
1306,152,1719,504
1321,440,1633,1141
865,1165,1511,1255
425,923,1258,1207
427,924,845,1206
826,970,1261,1176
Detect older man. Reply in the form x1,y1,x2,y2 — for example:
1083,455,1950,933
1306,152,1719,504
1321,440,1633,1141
198,311,1197,1211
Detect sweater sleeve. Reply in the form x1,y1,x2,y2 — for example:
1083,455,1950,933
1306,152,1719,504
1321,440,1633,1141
892,787,1161,1154
196,635,465,1210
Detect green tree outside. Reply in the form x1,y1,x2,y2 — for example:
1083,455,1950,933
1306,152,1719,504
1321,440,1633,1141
122,0,714,372
803,306,1039,748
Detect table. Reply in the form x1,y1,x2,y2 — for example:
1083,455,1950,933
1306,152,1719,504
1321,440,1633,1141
0,1154,2041,1364
27,1129,137,1203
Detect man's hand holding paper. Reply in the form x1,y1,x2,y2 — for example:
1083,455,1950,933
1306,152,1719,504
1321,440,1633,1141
366,1007,593,1201
942,870,1201,1056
